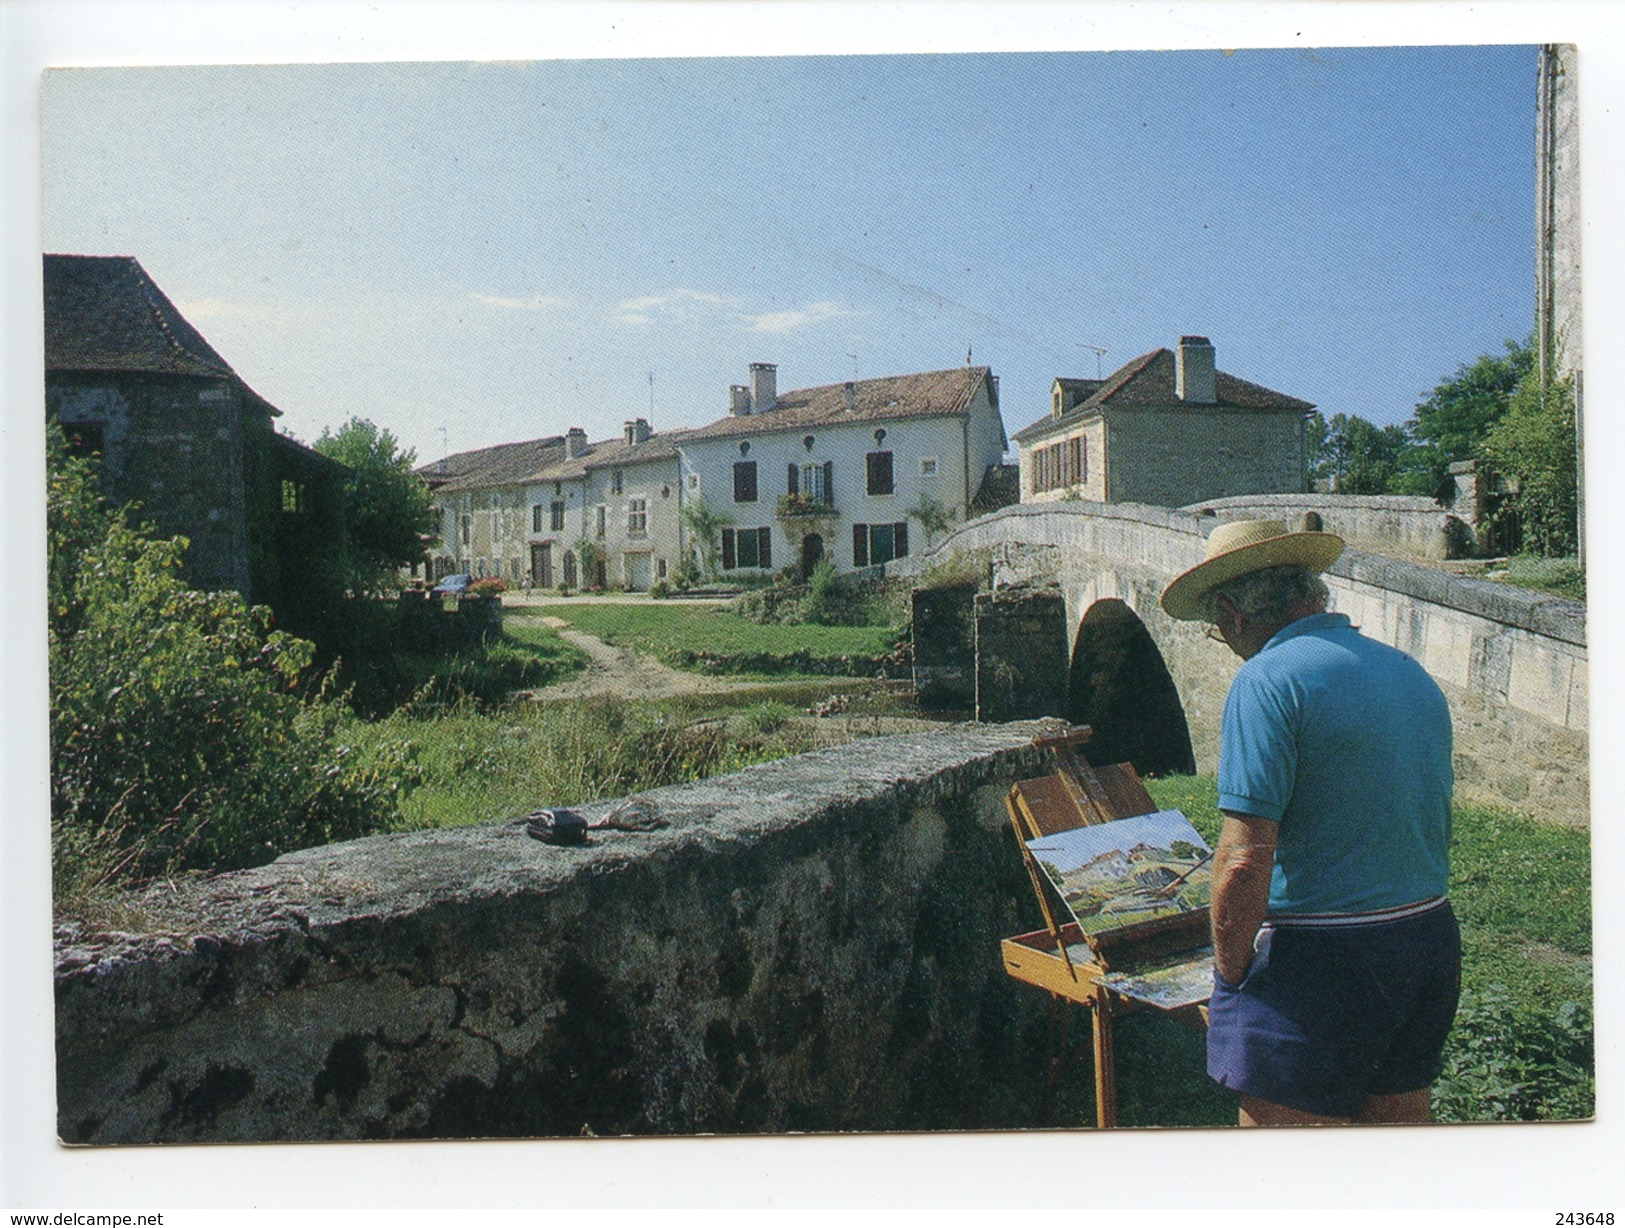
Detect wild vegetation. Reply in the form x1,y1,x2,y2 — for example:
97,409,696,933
47,427,583,911
48,428,412,902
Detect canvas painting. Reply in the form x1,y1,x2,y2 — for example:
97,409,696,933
1025,810,1213,940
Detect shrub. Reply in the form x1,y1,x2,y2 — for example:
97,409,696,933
802,560,840,625
1433,989,1594,1122
47,428,415,894
469,576,508,597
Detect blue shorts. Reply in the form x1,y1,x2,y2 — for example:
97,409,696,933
1206,899,1461,1118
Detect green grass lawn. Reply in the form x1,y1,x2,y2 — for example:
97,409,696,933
511,601,901,676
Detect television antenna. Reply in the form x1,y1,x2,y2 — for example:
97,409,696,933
1077,343,1108,379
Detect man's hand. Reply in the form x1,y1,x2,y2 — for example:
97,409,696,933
1210,812,1278,984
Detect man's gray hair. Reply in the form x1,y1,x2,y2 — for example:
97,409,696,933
1203,564,1329,624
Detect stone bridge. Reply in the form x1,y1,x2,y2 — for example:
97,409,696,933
901,500,1587,827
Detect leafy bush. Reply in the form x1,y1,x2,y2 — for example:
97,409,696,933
802,560,841,625
1433,990,1594,1122
47,429,415,894
1482,369,1579,558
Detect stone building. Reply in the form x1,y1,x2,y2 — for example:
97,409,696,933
43,253,346,625
1013,336,1312,508
418,435,566,585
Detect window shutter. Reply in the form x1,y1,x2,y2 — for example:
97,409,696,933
852,523,868,567
823,461,834,504
894,521,909,558
787,464,799,496
759,528,772,569
722,528,736,570
867,451,894,495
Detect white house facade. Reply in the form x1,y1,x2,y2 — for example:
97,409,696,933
418,362,1009,591
675,363,1009,579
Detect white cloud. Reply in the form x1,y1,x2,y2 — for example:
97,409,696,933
471,292,571,311
744,300,859,334
614,288,737,326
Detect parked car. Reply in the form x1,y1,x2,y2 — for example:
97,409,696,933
432,573,472,596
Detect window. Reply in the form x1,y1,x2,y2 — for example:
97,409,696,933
866,450,894,495
799,461,832,505
721,527,772,570
594,504,607,537
627,498,648,536
550,500,566,531
733,461,758,503
612,469,624,495
532,504,544,533
281,479,305,514
460,514,471,545
919,457,938,477
852,521,910,567
1032,434,1088,494
657,558,668,580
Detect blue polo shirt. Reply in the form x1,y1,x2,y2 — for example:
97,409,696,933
1217,612,1453,916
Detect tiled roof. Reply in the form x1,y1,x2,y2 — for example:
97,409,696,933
44,254,237,379
1013,348,1312,443
527,429,695,483
1054,377,1105,398
684,366,993,441
418,436,566,493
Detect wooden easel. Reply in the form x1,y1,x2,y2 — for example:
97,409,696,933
1001,725,1212,1129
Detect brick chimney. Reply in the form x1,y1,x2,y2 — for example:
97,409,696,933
565,427,588,458
844,381,856,413
624,417,651,446
729,385,751,416
749,362,777,412
1176,336,1216,403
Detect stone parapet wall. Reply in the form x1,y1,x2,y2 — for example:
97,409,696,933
55,724,1066,1144
1183,493,1471,560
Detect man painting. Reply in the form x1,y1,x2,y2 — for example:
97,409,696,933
1160,519,1459,1126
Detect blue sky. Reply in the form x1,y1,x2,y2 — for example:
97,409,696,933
42,45,1537,465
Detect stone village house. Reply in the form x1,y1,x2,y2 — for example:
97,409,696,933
420,363,1011,590
43,254,347,628
1013,335,1313,507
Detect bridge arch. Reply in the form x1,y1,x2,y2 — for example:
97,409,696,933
1067,598,1194,777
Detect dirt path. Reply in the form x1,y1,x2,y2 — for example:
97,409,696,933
524,617,843,702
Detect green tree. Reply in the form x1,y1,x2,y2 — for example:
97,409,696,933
1309,412,1416,495
679,497,732,580
906,493,957,550
1482,368,1579,558
48,426,407,894
314,418,438,595
1409,338,1534,465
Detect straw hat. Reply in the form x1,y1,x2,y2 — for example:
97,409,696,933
1160,518,1344,622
